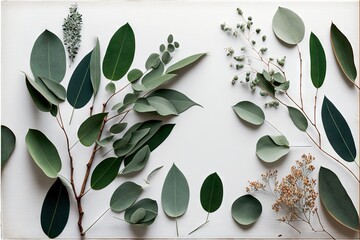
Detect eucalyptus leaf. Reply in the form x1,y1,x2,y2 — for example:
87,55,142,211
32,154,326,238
142,74,177,91
256,135,290,163
25,74,52,112
232,101,265,126
109,123,128,134
124,198,158,226
41,178,69,238
287,106,308,131
90,38,101,95
232,195,262,225
309,32,326,88
144,166,163,184
110,181,142,212
39,76,66,101
146,124,175,152
146,53,161,70
124,93,139,105
96,135,114,147
142,62,164,84
25,74,59,106
200,172,223,213
127,69,143,83
272,73,285,84
272,7,305,45
147,96,178,116
130,208,147,223
1,125,16,167
166,53,206,74
133,100,157,113
105,82,116,94
321,96,356,162
103,23,135,81
319,167,359,231
257,73,275,96
78,113,108,147
91,157,122,190
162,51,171,64
25,129,61,178
275,81,290,92
114,128,150,157
50,105,58,117
121,145,150,175
30,29,66,83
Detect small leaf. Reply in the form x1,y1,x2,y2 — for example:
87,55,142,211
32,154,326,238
39,77,66,101
232,101,265,126
50,105,58,117
310,32,326,88
319,167,359,231
130,208,147,223
91,157,122,190
41,178,70,238
257,73,275,96
109,122,128,134
142,62,164,84
114,128,150,157
121,145,150,175
200,172,223,213
1,125,16,167
78,113,108,147
322,97,356,162
127,69,143,83
110,181,142,212
90,38,101,95
166,53,206,74
331,23,357,82
162,51,171,64
272,73,285,84
145,53,161,70
25,129,62,178
25,74,59,106
142,74,177,91
275,81,290,92
167,34,174,43
272,7,305,45
144,166,163,184
147,96,178,116
256,135,290,163
25,75,52,112
30,30,66,82
105,82,116,94
232,194,262,225
124,198,158,226
161,163,190,217
96,136,114,147
287,106,308,131
103,23,135,81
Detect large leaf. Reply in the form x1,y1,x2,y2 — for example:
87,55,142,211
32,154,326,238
161,164,190,217
25,75,52,112
200,172,223,213
78,113,108,147
103,23,135,80
110,181,142,212
90,38,101,96
257,73,275,96
331,23,357,82
25,74,59,106
39,76,66,101
41,178,70,238
256,135,290,163
272,7,305,45
319,167,359,231
321,96,356,162
147,96,178,116
67,51,93,109
232,194,262,225
309,32,326,88
1,125,16,167
124,198,158,226
25,129,61,178
134,74,177,92
91,157,122,190
30,30,66,82
146,124,175,152
232,101,265,126
287,106,308,131
121,145,150,175
165,53,206,74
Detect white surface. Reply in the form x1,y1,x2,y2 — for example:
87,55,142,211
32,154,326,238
1,1,359,239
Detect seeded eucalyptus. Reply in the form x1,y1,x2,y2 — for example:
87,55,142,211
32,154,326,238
63,3,82,65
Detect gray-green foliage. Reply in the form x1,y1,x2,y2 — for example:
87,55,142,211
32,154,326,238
63,3,82,64
1,125,16,168
124,198,158,226
110,181,142,212
232,194,262,225
256,135,290,163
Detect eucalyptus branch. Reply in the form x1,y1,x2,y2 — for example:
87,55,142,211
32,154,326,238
105,82,131,105
296,45,304,109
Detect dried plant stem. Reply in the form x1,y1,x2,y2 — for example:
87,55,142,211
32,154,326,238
296,45,304,109
315,209,336,240
188,212,210,235
265,119,284,136
284,221,301,234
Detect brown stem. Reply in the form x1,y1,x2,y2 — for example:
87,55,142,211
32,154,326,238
315,209,336,240
297,45,304,109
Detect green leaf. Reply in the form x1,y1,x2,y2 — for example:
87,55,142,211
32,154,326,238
109,122,128,134
78,113,108,147
331,23,357,82
25,75,52,112
124,198,158,226
110,181,142,212
25,129,61,178
1,125,16,167
130,208,147,223
287,106,308,131
275,81,290,92
200,172,223,213
147,96,178,116
232,194,262,225
103,23,135,81
127,69,143,83
133,100,157,113
257,73,275,96
149,89,201,114
41,178,69,238
167,34,174,43
39,76,66,101
166,53,206,74
272,7,305,45
162,51,171,64
321,97,356,162
121,145,150,175
114,128,150,157
144,166,163,184
50,105,58,117
161,163,190,217
256,135,290,163
319,167,359,231
90,38,101,96
146,53,161,70
96,136,114,147
142,62,164,83
141,74,177,91
30,30,66,83
146,124,175,152
272,72,286,84
310,32,326,88
105,82,116,94
67,51,93,109
232,101,265,126
91,157,122,190
25,74,59,106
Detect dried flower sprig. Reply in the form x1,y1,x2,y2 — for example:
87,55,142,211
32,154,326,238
63,3,82,65
247,154,335,239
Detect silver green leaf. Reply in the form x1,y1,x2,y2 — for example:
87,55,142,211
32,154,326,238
256,135,290,162
110,181,142,212
287,106,308,131
232,101,265,126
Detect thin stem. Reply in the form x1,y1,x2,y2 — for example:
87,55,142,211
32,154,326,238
296,45,304,109
265,119,284,135
188,220,210,235
69,108,75,125
206,212,210,222
315,209,336,240
105,109,132,123
313,89,321,146
82,188,91,197
69,139,80,151
284,221,301,234
105,82,131,106
175,217,179,237
83,208,110,234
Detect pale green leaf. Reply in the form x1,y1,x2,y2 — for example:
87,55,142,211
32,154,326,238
121,145,150,175
166,53,206,74
232,101,265,126
232,195,262,225
147,96,178,116
90,38,101,95
109,122,128,134
39,76,66,101
110,181,142,212
105,82,116,94
256,135,290,162
287,106,308,131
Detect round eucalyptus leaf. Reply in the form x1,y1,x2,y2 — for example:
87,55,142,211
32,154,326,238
256,135,290,163
124,198,158,226
127,69,143,83
162,51,171,65
287,106,308,131
145,53,161,70
105,82,116,94
232,101,265,126
232,194,262,225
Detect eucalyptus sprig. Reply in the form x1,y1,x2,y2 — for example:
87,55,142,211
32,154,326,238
63,3,82,65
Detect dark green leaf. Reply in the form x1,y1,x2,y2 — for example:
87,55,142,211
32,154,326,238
319,167,359,231
121,145,150,175
110,181,142,212
105,82,116,94
257,73,275,96
162,51,171,64
50,105,58,117
25,74,52,112
310,32,326,88
124,198,158,226
1,125,16,167
200,172,223,213
146,53,161,70
39,77,66,101
41,178,69,238
78,113,108,147
25,129,61,178
146,124,175,152
322,96,356,162
91,157,122,190
25,74,59,106
103,23,135,80
167,34,174,43
90,38,101,95
256,135,290,163
232,101,265,126
127,69,143,83
168,44,175,52
96,135,114,147
166,53,206,74
287,106,308,131
232,194,262,225
109,122,128,134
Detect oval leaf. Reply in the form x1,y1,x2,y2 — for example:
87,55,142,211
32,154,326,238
319,167,359,231
165,53,206,74
110,181,142,212
142,74,177,91
161,163,190,218
146,124,175,152
105,82,116,94
91,157,122,190
103,23,135,80
331,23,357,82
25,75,52,112
130,208,147,223
287,106,308,131
310,32,326,88
78,112,108,147
1,125,16,167
41,178,70,238
39,76,66,101
25,74,59,106
256,135,290,163
146,53,160,70
147,96,178,116
200,172,223,213
25,129,61,178
90,38,101,96
232,194,262,225
127,69,143,83
272,7,305,45
30,30,66,82
109,122,128,134
121,145,150,175
257,73,275,96
321,96,356,162
124,198,158,226
232,101,265,126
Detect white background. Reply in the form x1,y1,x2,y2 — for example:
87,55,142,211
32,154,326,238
1,0,359,239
